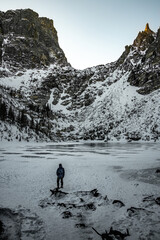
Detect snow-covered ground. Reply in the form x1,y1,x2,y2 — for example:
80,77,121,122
0,141,160,240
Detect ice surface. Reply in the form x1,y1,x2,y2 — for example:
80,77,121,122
0,142,160,240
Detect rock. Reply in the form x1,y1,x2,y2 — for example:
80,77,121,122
109,227,130,239
155,197,160,205
62,211,73,219
145,23,154,34
142,195,154,202
127,207,146,217
0,9,69,70
57,203,66,208
133,24,155,50
85,203,96,211
90,189,100,197
112,200,125,207
75,223,86,229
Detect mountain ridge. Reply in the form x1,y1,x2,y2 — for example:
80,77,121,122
0,9,160,142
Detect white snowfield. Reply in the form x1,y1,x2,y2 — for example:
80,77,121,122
0,141,160,240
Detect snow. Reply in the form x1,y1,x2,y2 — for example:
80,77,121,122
77,68,160,141
0,62,159,142
48,90,72,114
0,141,160,240
0,64,59,91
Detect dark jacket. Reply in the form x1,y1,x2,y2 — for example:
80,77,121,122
56,166,65,178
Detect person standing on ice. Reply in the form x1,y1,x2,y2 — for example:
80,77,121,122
56,164,65,189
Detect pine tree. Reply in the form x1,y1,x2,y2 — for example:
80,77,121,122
46,104,51,117
8,106,15,123
17,111,22,125
0,101,7,120
30,117,35,129
35,122,40,134
21,110,28,128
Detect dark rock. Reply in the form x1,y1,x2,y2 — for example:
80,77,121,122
155,169,160,173
127,207,146,217
90,189,100,197
109,227,130,239
85,203,96,211
133,26,155,51
112,200,125,207
75,223,86,229
0,9,69,70
142,195,154,202
67,203,76,209
57,203,66,208
76,213,83,218
117,24,160,95
155,197,160,205
62,211,73,219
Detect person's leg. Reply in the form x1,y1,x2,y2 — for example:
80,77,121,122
57,177,60,188
61,178,63,188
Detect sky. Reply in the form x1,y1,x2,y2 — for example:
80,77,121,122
1,0,160,69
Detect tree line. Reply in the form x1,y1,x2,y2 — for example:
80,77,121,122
0,99,52,135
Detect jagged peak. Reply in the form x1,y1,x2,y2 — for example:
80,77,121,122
145,23,150,32
144,23,154,34
131,23,155,50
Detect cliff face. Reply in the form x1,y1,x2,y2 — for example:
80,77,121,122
117,24,160,94
0,9,68,71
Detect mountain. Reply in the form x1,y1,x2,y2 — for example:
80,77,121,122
0,9,160,142
0,8,68,72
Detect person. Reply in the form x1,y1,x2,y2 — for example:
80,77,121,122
56,164,65,189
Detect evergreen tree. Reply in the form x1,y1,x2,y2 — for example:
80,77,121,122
30,117,35,129
8,106,15,123
17,111,22,125
46,104,51,117
0,101,7,120
35,121,40,134
21,110,28,127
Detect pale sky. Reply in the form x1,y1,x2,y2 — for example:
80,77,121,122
1,0,160,69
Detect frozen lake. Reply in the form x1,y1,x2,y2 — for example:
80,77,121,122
0,141,160,240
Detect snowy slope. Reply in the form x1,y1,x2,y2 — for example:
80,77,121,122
0,62,160,142
76,69,160,141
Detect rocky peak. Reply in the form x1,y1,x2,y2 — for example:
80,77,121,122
133,23,155,50
0,9,69,71
144,23,154,34
116,24,156,67
116,23,160,95
145,23,149,32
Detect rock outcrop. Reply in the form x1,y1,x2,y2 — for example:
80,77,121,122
133,23,155,50
117,24,160,94
0,9,68,71
144,23,154,34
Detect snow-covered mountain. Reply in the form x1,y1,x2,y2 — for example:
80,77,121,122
0,9,160,142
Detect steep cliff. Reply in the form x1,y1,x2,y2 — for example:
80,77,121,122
117,23,160,94
0,9,68,72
